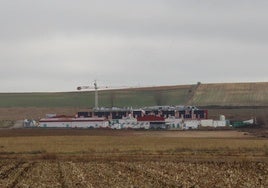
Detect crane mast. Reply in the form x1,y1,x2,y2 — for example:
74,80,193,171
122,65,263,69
77,80,99,109
77,81,129,109
94,80,98,109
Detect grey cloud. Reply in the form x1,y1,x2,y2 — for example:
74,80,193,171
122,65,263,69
1,1,267,41
0,0,267,92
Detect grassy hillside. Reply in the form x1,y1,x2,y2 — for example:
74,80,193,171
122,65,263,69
98,86,192,108
0,92,90,108
0,85,192,108
0,82,267,108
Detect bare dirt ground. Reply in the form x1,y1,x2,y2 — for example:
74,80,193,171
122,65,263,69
133,130,254,138
0,128,254,138
0,159,266,187
0,107,81,121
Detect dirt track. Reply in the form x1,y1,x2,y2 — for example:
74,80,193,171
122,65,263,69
134,130,254,138
0,128,255,138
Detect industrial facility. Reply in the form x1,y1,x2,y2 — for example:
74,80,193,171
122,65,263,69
35,105,249,130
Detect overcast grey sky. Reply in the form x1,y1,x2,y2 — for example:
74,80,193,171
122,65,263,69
0,0,267,92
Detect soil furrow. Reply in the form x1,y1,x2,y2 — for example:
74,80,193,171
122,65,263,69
8,162,36,188
0,161,25,179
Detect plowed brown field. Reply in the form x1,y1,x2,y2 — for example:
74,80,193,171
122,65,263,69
0,159,267,187
0,129,267,187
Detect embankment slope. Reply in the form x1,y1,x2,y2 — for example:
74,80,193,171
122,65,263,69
188,82,268,107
